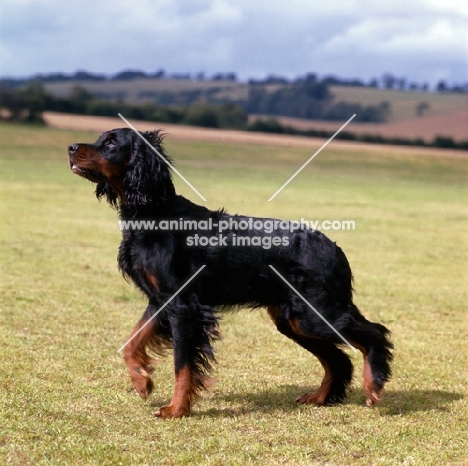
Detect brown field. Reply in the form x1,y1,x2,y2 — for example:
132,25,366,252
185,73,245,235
252,85,468,143
44,111,467,158
251,109,468,143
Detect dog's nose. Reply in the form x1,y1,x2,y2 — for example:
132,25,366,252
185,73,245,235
68,144,79,154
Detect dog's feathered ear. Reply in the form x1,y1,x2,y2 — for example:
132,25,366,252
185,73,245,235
124,130,176,208
96,182,118,209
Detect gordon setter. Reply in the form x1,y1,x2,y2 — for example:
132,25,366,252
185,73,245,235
68,128,393,418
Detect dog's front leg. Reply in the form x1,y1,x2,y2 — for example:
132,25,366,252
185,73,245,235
123,304,173,400
154,302,218,419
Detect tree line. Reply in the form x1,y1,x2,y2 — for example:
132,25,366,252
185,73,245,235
2,70,466,126
2,69,466,93
0,82,248,129
0,78,390,126
247,74,391,122
1,81,466,150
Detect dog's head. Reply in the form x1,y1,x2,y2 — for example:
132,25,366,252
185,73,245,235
68,128,175,209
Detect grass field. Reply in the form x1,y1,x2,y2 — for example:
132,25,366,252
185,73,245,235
1,121,467,465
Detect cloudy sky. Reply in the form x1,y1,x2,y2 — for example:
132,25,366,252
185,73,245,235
1,0,467,86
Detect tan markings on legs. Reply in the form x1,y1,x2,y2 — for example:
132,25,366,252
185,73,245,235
267,309,333,405
123,320,155,399
155,365,194,418
296,356,333,405
288,317,332,405
123,318,170,400
352,342,384,406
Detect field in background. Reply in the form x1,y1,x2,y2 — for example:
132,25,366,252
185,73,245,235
43,112,468,157
1,121,467,465
329,86,468,121
44,78,249,106
251,85,468,143
43,79,468,142
255,109,468,144
44,79,467,122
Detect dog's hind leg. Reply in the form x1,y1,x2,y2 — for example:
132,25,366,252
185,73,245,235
267,306,353,405
346,306,393,406
155,302,219,418
123,304,172,400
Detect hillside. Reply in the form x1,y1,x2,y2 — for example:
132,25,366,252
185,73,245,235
43,78,249,106
252,109,468,143
3,74,467,143
251,85,468,142
42,78,467,121
329,86,468,122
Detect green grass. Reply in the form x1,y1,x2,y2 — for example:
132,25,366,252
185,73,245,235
1,122,467,465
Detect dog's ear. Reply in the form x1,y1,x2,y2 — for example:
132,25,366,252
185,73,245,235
96,182,118,208
124,131,175,208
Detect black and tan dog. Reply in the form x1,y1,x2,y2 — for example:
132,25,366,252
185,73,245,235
68,128,393,418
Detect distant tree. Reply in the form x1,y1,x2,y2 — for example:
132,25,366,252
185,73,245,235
113,70,147,80
183,103,219,127
382,73,396,89
301,79,330,100
264,75,289,84
324,101,391,123
397,78,406,91
22,81,46,121
436,80,448,93
73,71,106,81
322,75,365,87
433,136,455,148
216,102,247,129
211,72,237,82
304,73,318,84
66,85,95,113
0,86,26,120
368,78,379,88
450,83,468,93
70,85,94,102
0,81,45,123
35,73,69,82
248,117,285,133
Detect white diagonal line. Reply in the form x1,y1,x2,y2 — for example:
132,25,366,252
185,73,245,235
268,265,356,352
268,114,356,201
117,265,206,353
118,113,207,202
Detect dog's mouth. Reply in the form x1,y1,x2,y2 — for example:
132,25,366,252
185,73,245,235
70,162,82,175
69,159,106,183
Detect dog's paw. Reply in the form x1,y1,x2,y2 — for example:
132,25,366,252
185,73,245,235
154,405,190,419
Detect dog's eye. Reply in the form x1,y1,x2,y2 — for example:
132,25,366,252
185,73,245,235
105,139,116,148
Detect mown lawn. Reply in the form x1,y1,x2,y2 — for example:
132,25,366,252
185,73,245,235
0,122,467,465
